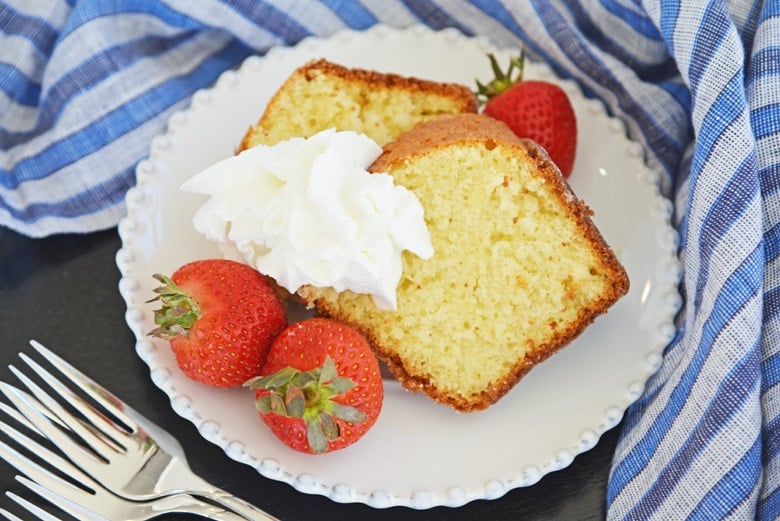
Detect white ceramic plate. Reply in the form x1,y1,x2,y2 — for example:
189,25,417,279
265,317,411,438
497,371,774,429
116,24,681,509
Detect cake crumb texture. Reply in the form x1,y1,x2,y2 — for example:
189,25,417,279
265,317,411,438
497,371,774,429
299,114,630,412
240,58,478,149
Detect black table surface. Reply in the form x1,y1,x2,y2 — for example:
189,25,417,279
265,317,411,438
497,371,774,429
0,225,620,520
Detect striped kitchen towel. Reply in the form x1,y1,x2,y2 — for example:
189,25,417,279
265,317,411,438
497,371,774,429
2,1,778,518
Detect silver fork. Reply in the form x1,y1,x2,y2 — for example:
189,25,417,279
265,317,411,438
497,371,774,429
6,477,108,521
1,341,280,521
0,404,255,521
2,489,76,521
0,403,102,521
1,488,76,521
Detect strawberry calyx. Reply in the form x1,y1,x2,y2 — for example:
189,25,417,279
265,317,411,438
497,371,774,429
147,274,201,339
246,356,366,454
476,50,525,103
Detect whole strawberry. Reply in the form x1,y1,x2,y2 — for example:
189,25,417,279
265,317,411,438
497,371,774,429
246,318,383,454
477,51,577,177
149,259,287,387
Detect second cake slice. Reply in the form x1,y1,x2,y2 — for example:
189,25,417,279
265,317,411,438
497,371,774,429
239,58,478,149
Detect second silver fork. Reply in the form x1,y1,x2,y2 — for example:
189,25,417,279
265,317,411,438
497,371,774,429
0,402,258,521
0,341,279,521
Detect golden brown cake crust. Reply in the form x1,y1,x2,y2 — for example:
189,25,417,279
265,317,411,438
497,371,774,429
301,114,630,412
371,112,524,169
238,59,478,152
293,59,479,102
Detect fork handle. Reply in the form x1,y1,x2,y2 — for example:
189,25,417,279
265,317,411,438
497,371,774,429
151,493,271,521
153,455,281,520
205,490,282,521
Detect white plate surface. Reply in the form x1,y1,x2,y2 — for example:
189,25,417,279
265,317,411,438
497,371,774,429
116,24,681,509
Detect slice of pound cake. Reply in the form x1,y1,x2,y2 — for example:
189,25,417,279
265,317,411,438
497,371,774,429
239,59,477,150
297,113,630,412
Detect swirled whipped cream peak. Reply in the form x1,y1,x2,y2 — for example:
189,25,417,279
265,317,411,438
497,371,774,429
180,128,434,310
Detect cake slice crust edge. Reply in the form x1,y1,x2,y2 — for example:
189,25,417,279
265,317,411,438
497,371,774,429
298,114,630,412
239,58,478,151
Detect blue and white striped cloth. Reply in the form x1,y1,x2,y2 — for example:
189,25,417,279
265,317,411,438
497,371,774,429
2,1,779,518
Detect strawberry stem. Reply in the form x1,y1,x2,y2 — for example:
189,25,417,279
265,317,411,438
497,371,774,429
147,274,201,338
247,356,366,454
475,49,526,103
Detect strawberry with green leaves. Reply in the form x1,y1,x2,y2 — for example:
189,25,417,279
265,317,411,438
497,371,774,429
477,51,578,177
149,259,287,387
246,317,383,454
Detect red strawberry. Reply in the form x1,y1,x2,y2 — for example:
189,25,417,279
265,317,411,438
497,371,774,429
149,259,287,387
246,318,383,454
477,51,577,177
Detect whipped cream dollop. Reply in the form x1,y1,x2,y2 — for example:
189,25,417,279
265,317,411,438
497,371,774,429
180,128,433,310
